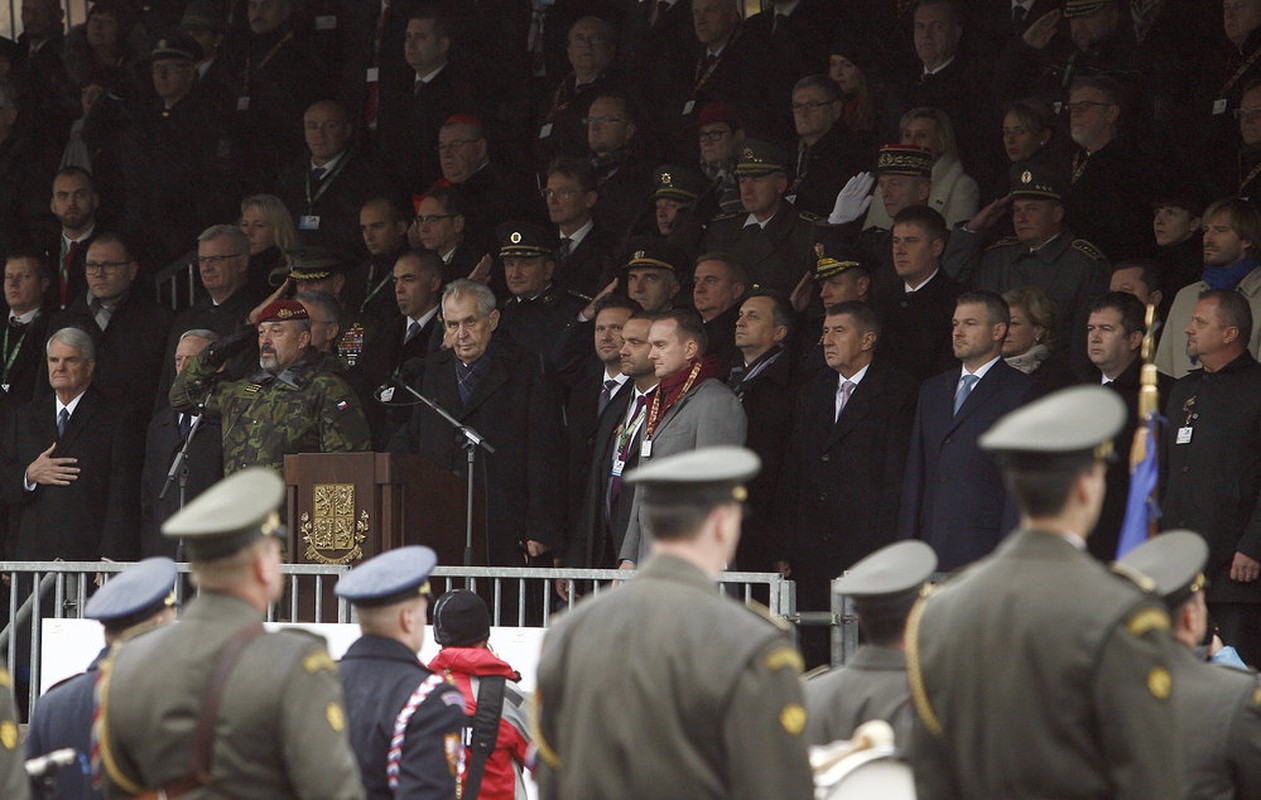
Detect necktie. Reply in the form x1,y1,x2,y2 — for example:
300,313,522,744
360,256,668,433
655,0,669,24
310,166,327,183
8,317,26,331
773,12,788,33
598,378,618,416
556,238,573,265
1012,3,1027,25
954,373,980,416
61,239,79,308
57,408,69,437
404,320,421,345
835,380,855,422
457,361,479,404
179,412,193,441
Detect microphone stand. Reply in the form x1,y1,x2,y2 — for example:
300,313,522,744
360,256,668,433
159,391,212,562
390,381,494,568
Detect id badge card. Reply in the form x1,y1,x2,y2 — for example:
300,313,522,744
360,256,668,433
682,100,696,116
640,439,653,458
538,122,553,139
315,14,337,29
299,215,322,231
1176,426,1193,445
236,96,250,111
366,67,380,83
1213,98,1228,116
610,455,626,478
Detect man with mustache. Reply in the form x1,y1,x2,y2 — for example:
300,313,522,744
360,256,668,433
170,298,370,476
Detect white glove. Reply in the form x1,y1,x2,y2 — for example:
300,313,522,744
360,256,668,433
828,171,875,224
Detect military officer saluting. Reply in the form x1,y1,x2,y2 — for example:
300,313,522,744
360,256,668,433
93,468,365,798
534,446,814,799
27,557,179,800
804,540,937,748
1119,531,1261,799
171,298,371,475
703,140,817,294
907,386,1184,799
334,546,467,800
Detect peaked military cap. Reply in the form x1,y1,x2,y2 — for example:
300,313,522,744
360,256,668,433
875,144,933,177
1117,531,1209,610
735,139,790,177
86,557,178,626
835,541,937,599
179,0,226,32
625,445,761,509
162,468,286,561
1063,0,1110,17
812,226,867,281
150,32,203,62
286,245,351,281
622,236,683,272
652,165,707,202
495,221,553,258
432,589,491,647
335,545,438,607
1009,163,1067,202
980,385,1125,459
256,299,309,324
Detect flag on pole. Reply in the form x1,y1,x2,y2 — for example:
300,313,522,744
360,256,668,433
1115,410,1162,559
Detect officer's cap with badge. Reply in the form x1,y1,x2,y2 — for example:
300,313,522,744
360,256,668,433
812,226,868,282
625,445,761,518
162,468,286,561
621,236,684,273
256,298,310,324
980,385,1125,473
835,541,937,619
734,139,791,178
86,557,179,632
1063,0,1110,17
875,144,933,178
1009,163,1067,204
335,545,438,608
1117,531,1210,611
180,0,227,33
285,245,352,283
150,32,203,63
652,165,707,203
495,221,554,259
432,589,491,647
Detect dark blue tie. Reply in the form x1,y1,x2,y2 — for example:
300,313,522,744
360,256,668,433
57,408,69,438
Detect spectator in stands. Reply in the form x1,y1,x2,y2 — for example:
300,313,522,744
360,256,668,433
997,98,1057,186
1201,0,1261,175
436,114,537,243
788,75,866,218
898,290,1033,570
1001,285,1078,394
545,156,618,298
827,37,883,150
63,0,142,104
746,0,843,146
789,232,872,381
47,232,172,413
704,139,815,294
139,328,222,557
353,197,409,318
0,250,52,411
0,77,59,267
585,92,653,240
1109,259,1164,315
239,192,296,294
275,99,390,258
695,101,745,215
10,0,77,141
1156,197,1261,378
632,165,708,267
691,252,746,374
1237,81,1261,201
4,325,143,561
49,166,99,309
180,0,232,113
623,239,683,313
495,221,585,364
409,186,487,284
535,16,623,169
864,106,978,229
1151,190,1204,308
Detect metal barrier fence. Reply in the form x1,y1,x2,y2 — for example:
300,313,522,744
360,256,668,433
0,561,795,714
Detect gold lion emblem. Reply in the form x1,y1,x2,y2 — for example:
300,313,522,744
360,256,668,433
1021,170,1033,184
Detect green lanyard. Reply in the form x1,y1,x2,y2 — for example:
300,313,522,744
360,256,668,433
2,323,29,384
304,148,353,209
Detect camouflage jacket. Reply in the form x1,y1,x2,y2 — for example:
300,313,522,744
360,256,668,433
171,349,371,475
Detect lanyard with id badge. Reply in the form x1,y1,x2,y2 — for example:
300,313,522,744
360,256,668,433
1176,396,1197,445
610,397,650,480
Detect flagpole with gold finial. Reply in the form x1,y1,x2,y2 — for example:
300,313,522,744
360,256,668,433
1132,302,1160,537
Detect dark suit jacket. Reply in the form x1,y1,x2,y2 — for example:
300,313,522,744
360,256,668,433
733,348,795,572
557,223,619,299
275,145,394,259
898,359,1034,570
138,406,224,558
3,389,143,560
784,359,918,608
568,380,640,568
390,335,565,564
360,311,442,445
875,270,965,383
377,61,483,193
0,311,50,415
564,368,631,562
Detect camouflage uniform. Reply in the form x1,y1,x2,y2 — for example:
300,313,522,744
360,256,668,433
170,348,371,475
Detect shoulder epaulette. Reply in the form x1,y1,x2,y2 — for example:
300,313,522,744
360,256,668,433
1072,239,1107,261
985,237,1020,251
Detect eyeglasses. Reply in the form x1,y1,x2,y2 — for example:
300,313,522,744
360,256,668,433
1236,106,1261,121
84,260,131,273
698,129,731,142
583,116,627,127
194,253,244,265
791,100,832,113
414,214,457,225
540,188,581,200
1064,100,1114,114
437,139,480,154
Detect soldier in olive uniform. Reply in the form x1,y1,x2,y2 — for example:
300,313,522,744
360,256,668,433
804,540,937,748
534,446,814,799
1119,531,1261,799
335,546,467,800
93,468,365,799
907,386,1184,799
170,299,370,475
494,222,587,366
0,666,25,800
703,140,818,295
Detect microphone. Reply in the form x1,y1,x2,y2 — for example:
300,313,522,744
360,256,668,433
26,748,79,779
375,358,427,403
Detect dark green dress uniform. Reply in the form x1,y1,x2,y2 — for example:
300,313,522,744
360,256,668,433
804,646,913,747
534,554,814,800
704,206,817,295
1171,645,1261,799
0,667,27,800
171,347,371,475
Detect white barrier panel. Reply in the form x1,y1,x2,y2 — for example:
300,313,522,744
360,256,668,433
41,620,545,695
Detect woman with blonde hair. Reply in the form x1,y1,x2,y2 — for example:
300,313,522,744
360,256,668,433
1001,286,1076,393
239,194,296,292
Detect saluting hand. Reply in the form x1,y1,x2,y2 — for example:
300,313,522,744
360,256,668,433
26,443,80,487
964,194,1013,234
788,272,814,314
467,254,493,285
1022,9,1061,50
581,279,619,321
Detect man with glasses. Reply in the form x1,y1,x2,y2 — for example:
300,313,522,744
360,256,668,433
409,185,488,284
584,92,652,240
46,233,173,413
543,156,617,297
437,114,537,245
535,16,624,168
787,74,865,217
696,101,745,214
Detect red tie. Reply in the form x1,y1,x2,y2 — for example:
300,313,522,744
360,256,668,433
61,240,79,308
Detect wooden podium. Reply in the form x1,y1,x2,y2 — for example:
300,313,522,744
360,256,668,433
284,452,487,569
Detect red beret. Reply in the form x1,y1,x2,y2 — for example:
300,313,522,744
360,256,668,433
256,299,309,323
697,101,743,131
